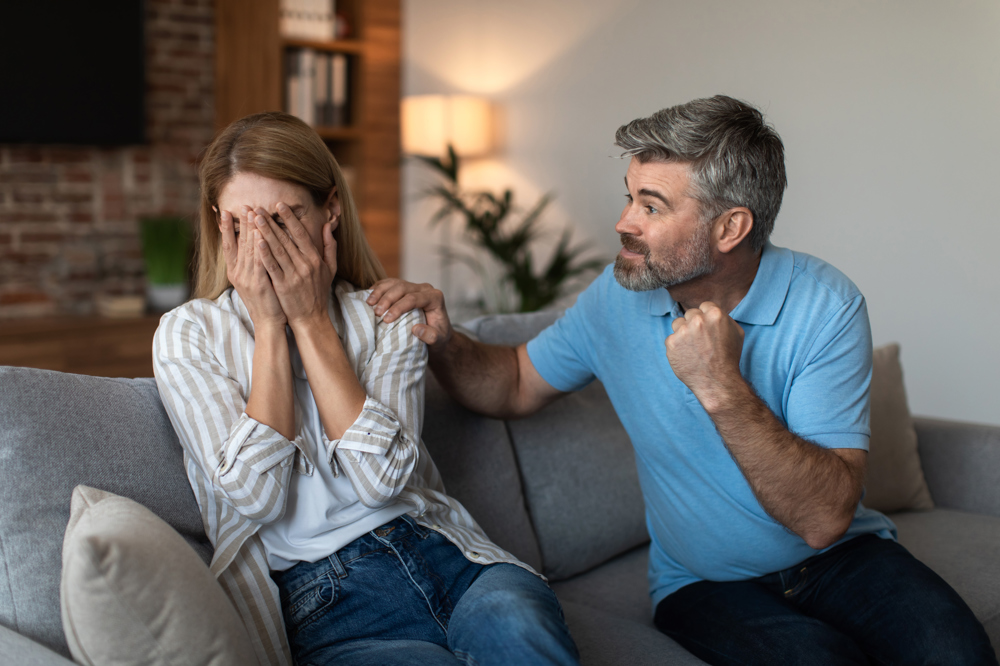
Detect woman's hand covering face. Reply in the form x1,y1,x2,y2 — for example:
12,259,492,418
216,172,340,330
218,206,287,328
251,201,338,327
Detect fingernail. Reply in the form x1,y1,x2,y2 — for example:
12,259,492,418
255,215,266,227
374,306,383,315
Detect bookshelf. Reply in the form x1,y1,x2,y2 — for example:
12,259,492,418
214,0,401,276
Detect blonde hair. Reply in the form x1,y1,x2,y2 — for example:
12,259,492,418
194,112,386,300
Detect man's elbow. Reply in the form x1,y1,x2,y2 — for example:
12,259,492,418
802,508,855,550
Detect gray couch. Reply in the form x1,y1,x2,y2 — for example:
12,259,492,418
1,310,998,665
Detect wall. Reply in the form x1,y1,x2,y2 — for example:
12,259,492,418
402,0,1000,426
0,0,214,318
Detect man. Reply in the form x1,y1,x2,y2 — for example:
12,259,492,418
368,96,996,665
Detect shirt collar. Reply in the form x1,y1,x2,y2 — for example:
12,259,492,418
729,242,793,326
645,242,793,326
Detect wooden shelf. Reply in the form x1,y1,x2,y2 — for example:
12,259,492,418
315,125,363,141
214,0,401,276
0,316,162,378
283,38,365,54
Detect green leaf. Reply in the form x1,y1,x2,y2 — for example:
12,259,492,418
140,217,192,285
415,159,606,313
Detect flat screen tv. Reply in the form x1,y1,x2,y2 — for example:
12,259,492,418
0,1,146,145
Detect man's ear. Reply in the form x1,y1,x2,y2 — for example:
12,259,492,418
714,207,753,254
325,187,342,222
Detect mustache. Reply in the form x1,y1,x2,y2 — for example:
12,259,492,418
619,234,649,257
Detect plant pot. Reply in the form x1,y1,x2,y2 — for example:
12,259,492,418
146,284,188,312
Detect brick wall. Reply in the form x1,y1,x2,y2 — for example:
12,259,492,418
0,0,214,318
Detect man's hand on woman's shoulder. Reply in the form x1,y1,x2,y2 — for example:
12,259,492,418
368,279,453,353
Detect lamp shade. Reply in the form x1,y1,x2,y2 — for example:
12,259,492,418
402,95,493,158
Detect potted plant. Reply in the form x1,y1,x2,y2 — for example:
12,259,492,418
140,216,192,312
419,146,605,314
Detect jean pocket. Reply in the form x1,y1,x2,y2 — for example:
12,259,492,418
283,572,338,635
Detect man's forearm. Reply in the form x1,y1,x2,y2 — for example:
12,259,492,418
428,332,524,419
707,379,865,550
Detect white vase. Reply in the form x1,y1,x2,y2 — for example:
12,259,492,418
147,284,188,312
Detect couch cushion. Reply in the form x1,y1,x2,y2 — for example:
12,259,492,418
552,545,652,625
462,309,563,347
61,486,254,666
0,624,76,666
864,344,934,513
466,309,648,581
422,373,542,571
892,508,1000,649
0,367,210,657
560,599,706,666
506,380,649,581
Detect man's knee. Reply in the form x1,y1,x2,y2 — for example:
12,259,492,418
890,614,997,665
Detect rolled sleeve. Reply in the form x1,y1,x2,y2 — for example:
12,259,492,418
326,306,423,508
333,396,403,455
153,309,305,527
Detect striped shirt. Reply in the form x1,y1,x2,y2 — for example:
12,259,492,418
152,280,532,666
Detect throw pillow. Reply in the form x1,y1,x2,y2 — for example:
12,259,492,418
864,343,935,513
60,485,256,666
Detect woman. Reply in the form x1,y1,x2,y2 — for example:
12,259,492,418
152,112,579,666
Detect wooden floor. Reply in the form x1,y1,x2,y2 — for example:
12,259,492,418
0,315,162,378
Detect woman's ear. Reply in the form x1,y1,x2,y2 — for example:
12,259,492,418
325,187,342,225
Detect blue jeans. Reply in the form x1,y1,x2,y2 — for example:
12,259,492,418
654,534,997,665
270,515,580,665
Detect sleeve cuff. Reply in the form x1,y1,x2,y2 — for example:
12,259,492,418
325,396,402,459
218,413,304,476
806,432,870,451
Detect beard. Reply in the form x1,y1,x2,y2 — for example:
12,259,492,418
613,223,715,292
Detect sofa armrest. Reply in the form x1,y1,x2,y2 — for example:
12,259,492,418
0,625,76,665
913,416,1000,517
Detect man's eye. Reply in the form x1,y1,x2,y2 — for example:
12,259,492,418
624,194,633,202
646,206,658,214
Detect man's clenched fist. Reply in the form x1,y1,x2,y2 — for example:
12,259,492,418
665,302,746,413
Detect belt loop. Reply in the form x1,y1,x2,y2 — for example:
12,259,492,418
328,549,348,579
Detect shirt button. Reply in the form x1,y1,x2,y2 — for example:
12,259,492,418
469,552,480,559
431,524,441,530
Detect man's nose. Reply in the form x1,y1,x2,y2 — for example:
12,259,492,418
615,208,639,236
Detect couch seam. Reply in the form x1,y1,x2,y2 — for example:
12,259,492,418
0,531,17,630
501,419,545,565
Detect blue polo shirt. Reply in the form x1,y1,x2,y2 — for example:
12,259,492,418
526,243,896,609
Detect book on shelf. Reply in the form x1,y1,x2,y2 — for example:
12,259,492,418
280,0,335,41
286,48,350,128
330,53,348,126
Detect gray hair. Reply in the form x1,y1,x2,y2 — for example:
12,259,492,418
615,95,787,252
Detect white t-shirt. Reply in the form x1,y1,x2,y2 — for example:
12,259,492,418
258,336,408,571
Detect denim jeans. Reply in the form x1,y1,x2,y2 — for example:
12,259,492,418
654,534,997,665
270,515,580,665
